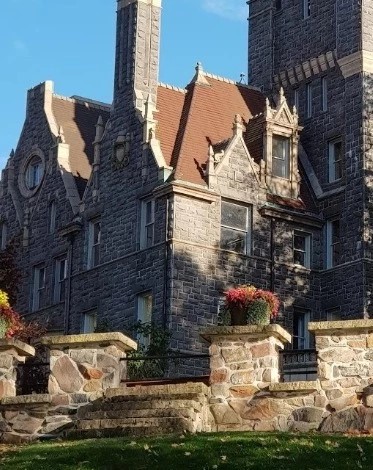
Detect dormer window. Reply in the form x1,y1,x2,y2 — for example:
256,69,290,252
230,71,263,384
272,136,290,179
259,89,303,199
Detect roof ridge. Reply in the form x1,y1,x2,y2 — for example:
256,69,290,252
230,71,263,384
202,71,261,92
53,93,111,111
158,82,187,94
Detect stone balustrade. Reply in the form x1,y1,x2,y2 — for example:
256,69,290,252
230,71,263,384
0,339,35,399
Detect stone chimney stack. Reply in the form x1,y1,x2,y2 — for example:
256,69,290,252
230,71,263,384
114,0,162,116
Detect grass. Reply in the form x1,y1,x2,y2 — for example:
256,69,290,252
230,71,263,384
1,432,373,469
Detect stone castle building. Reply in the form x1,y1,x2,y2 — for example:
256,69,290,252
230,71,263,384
0,0,371,353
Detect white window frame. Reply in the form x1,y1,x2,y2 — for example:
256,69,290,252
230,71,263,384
220,201,252,255
293,231,311,268
322,77,328,112
328,139,343,183
87,219,101,269
0,223,7,250
303,0,311,19
81,311,97,334
272,135,291,179
140,200,155,250
326,219,341,269
306,83,312,118
32,265,46,312
137,292,153,347
54,256,68,303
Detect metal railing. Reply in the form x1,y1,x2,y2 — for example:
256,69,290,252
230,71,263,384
121,352,210,384
279,349,318,382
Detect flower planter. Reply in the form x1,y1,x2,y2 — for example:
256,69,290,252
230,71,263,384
230,306,247,326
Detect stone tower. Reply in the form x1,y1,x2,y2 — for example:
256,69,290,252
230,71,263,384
248,0,373,317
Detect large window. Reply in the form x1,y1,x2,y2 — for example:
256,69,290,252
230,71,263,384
220,201,251,255
32,265,46,312
54,256,67,303
326,219,341,268
328,139,343,182
293,231,311,268
272,136,290,179
293,310,313,349
137,292,153,347
0,223,7,250
140,200,155,249
88,219,101,268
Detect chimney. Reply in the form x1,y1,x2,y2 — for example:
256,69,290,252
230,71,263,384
114,0,162,116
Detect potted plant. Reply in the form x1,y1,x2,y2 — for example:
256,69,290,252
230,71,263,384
224,285,280,326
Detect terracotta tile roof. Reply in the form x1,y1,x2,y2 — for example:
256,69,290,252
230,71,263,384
161,75,265,185
52,96,110,197
156,85,186,167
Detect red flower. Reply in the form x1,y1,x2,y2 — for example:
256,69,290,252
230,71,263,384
225,285,280,319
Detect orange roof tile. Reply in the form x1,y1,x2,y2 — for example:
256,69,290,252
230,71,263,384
52,96,110,196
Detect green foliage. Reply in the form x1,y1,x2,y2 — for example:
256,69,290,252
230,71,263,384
247,299,271,326
0,237,22,305
127,322,173,380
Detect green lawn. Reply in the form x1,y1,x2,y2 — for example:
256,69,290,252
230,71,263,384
1,432,373,470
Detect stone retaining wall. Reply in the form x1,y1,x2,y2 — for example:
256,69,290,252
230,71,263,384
202,321,373,433
3,322,373,442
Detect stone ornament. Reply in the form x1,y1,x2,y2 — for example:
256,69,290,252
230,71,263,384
112,134,131,169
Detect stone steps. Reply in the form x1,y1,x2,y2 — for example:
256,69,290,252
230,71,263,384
70,382,210,438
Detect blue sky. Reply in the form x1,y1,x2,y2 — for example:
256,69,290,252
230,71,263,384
0,0,248,171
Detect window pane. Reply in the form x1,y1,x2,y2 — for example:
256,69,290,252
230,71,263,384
221,202,247,230
332,220,340,243
146,224,154,247
272,136,290,178
221,227,246,254
93,222,101,244
294,250,305,266
294,234,306,251
146,201,153,224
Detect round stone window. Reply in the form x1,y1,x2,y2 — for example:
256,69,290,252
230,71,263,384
18,150,46,198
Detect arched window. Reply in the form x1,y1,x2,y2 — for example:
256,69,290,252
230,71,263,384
25,155,43,190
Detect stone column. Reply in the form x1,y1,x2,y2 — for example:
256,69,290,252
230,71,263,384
41,333,137,403
309,320,373,408
0,339,35,399
201,325,291,430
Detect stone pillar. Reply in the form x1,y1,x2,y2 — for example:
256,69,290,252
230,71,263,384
309,320,373,406
201,325,291,430
0,339,35,399
41,333,137,402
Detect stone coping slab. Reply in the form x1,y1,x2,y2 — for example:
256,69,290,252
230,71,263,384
106,382,209,398
0,338,35,357
308,320,373,335
269,381,319,393
41,332,137,352
1,394,51,406
200,324,291,345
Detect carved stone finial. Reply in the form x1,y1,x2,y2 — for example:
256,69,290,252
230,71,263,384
264,97,272,118
95,115,105,141
9,149,15,159
191,61,210,86
279,87,285,103
233,114,244,137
